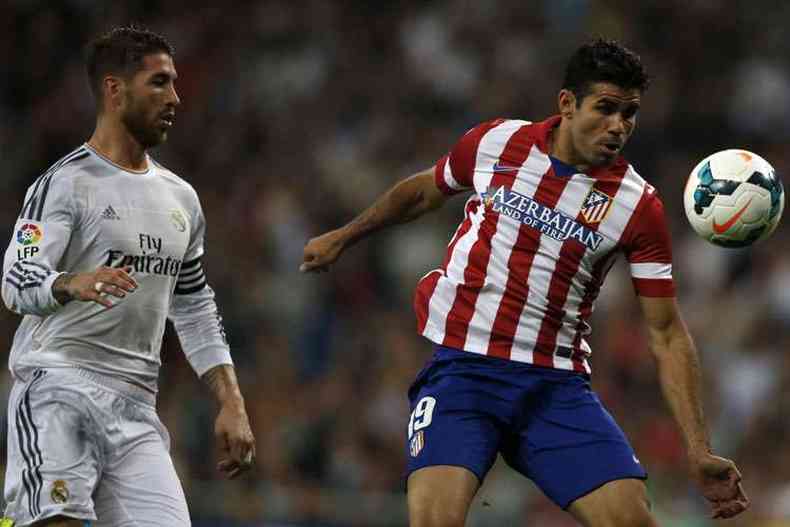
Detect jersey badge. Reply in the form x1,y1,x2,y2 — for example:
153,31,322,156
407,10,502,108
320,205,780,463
100,205,121,221
409,430,425,457
51,479,70,504
170,210,187,232
580,189,614,224
16,223,42,246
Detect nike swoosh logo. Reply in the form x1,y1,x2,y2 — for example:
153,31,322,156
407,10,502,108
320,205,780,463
712,198,752,234
737,151,753,162
493,162,521,173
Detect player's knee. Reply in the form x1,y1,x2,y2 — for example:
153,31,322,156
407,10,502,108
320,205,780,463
409,488,468,527
612,502,652,527
410,504,467,527
606,491,654,527
32,515,85,527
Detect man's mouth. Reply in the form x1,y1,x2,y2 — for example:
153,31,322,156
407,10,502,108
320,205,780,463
158,112,175,127
600,142,621,154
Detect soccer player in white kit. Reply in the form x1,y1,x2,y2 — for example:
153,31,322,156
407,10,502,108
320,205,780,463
1,27,255,526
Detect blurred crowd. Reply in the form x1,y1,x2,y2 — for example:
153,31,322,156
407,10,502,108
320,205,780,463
3,1,790,526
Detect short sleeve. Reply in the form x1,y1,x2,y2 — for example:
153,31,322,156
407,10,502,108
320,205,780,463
623,189,676,297
434,119,505,195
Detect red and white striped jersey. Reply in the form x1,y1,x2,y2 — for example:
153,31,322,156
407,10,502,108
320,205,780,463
414,116,675,374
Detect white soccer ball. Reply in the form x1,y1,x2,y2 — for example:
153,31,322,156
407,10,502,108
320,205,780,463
683,149,784,247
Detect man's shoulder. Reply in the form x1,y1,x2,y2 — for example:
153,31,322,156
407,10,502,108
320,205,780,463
149,157,197,193
468,117,536,134
32,145,93,182
466,117,555,152
617,161,657,196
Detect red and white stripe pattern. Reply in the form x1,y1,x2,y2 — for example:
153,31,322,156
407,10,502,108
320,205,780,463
414,117,675,374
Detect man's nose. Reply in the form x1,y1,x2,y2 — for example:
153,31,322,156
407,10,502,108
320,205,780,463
168,85,181,107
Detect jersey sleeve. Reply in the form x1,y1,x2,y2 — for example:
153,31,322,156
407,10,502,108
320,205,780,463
168,189,233,376
434,119,505,195
622,187,676,297
1,172,76,316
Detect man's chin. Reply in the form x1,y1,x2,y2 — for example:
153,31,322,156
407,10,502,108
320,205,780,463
590,151,617,168
138,131,168,149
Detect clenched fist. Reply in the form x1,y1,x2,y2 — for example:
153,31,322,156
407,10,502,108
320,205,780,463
300,229,347,273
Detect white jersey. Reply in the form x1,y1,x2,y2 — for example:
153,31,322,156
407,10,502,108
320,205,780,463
2,144,232,392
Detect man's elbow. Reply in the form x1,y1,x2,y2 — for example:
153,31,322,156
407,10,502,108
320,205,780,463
648,322,690,360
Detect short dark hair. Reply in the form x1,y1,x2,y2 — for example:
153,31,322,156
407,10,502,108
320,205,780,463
562,38,650,104
85,26,174,99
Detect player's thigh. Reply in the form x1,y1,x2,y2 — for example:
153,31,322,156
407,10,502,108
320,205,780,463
407,466,479,527
94,418,190,527
567,478,656,527
4,371,100,525
405,383,501,525
502,372,646,509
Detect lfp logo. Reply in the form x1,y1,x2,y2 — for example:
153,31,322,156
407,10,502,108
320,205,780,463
16,223,42,259
17,223,42,245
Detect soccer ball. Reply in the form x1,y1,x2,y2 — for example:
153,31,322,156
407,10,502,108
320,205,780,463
683,149,784,247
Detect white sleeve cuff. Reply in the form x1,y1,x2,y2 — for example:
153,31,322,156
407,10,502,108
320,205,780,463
39,271,66,315
187,345,234,377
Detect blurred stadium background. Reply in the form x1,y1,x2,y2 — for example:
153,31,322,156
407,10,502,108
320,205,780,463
3,1,790,526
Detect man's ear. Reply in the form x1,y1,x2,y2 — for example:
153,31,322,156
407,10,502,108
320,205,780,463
558,88,577,119
102,75,125,111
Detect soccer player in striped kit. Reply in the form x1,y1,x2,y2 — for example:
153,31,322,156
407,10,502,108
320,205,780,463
302,39,748,525
1,28,254,526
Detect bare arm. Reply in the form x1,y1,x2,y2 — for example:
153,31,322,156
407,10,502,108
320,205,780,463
202,364,246,409
640,296,710,456
300,167,449,272
201,364,255,479
640,296,748,518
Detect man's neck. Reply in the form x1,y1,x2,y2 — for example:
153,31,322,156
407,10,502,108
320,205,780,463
548,120,590,173
88,116,149,172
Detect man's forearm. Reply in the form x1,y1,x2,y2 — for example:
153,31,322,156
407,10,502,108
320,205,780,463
340,171,442,247
202,364,245,409
653,327,711,458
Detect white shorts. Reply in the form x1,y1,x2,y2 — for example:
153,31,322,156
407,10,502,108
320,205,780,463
3,368,191,526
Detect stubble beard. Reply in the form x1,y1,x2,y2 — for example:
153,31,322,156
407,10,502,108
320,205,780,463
121,94,166,149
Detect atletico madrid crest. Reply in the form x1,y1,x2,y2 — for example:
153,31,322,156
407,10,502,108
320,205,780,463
410,430,424,457
580,189,614,224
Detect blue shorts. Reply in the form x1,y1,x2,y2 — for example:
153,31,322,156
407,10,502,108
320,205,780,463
406,346,646,509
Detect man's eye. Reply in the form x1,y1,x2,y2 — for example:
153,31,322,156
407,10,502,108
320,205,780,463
623,107,639,119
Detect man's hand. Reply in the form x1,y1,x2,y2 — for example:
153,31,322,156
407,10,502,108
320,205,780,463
215,401,256,479
691,453,749,519
52,266,138,307
300,229,346,273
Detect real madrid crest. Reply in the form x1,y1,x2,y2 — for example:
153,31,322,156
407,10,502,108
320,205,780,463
170,210,187,233
51,479,69,504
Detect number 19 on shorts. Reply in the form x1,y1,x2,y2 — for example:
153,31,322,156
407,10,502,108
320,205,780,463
408,396,436,439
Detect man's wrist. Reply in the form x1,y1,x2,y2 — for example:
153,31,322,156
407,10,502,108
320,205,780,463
220,395,246,413
687,442,713,462
51,273,75,305
333,226,355,249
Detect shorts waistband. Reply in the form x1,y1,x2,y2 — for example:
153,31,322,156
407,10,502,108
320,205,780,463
68,368,156,407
